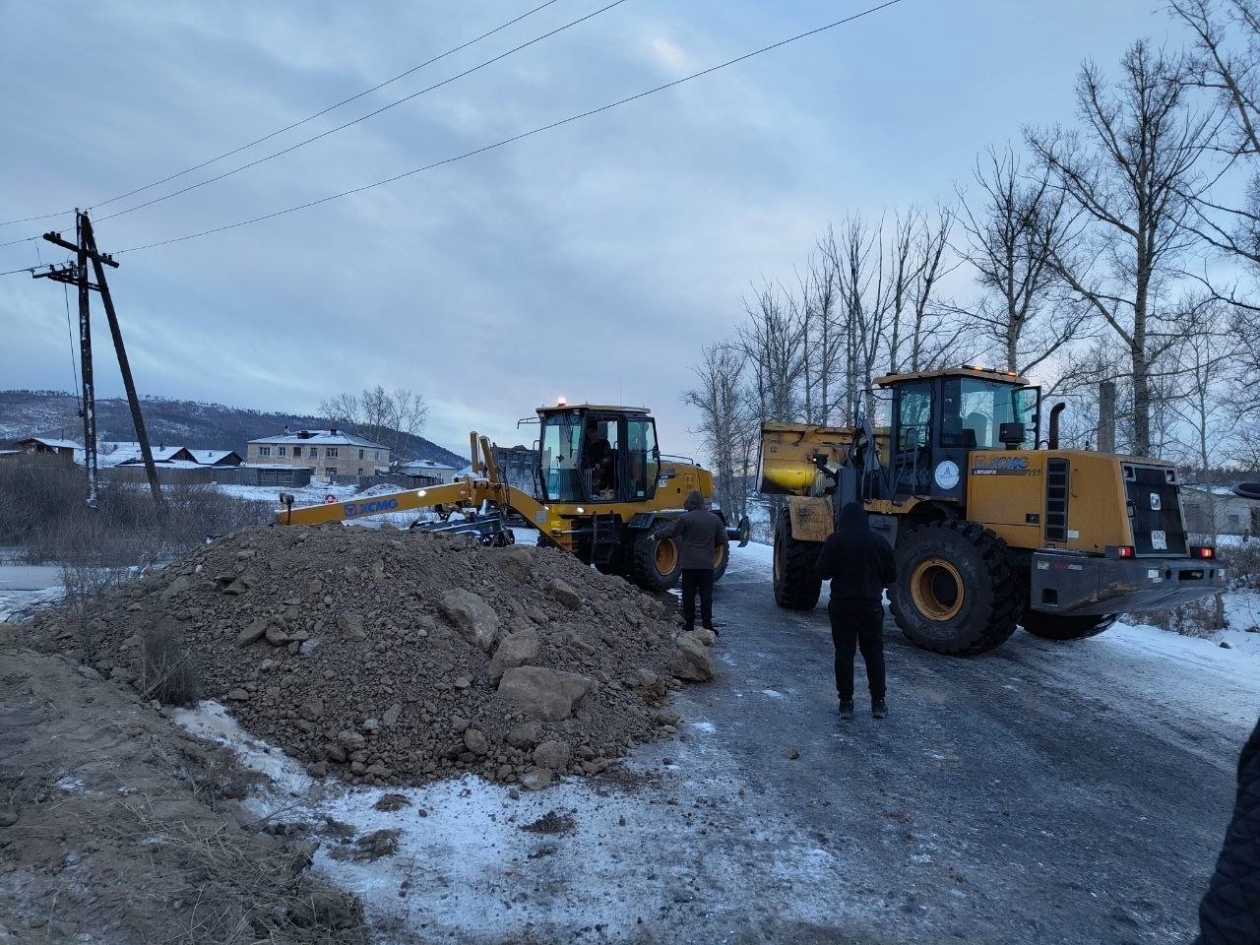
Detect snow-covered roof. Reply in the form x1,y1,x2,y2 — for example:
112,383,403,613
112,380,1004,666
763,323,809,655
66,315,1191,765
249,429,389,449
401,459,458,471
17,436,81,450
1184,484,1249,498
189,449,241,466
103,443,196,466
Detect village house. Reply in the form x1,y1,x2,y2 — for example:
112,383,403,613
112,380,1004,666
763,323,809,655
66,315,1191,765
12,436,81,463
398,458,460,485
1182,484,1260,538
246,428,390,480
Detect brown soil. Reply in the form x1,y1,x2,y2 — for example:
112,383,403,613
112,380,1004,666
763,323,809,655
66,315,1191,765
25,524,693,789
0,645,366,944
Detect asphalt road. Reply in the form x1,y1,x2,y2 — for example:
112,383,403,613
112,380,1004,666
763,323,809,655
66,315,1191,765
647,550,1252,945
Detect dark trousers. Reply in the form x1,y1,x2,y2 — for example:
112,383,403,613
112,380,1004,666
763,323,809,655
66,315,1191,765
828,598,886,702
680,568,715,630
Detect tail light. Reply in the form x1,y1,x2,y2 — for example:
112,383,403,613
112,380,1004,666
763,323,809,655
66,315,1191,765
1191,546,1216,559
1106,545,1136,559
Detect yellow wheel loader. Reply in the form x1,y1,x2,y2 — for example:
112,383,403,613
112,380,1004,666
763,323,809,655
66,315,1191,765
277,402,751,593
761,366,1226,655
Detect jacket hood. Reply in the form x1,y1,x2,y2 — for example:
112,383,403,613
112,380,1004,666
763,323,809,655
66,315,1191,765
683,490,706,512
839,501,870,531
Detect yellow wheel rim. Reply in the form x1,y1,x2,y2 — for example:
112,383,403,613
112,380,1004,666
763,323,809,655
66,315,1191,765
713,544,726,569
655,538,678,576
910,557,965,621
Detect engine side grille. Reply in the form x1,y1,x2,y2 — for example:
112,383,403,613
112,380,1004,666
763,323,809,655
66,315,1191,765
1045,458,1070,542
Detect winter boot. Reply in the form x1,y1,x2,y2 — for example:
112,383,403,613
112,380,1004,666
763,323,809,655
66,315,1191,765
838,700,855,720
871,699,888,719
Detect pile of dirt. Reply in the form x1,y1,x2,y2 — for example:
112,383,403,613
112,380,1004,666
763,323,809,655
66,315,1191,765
27,524,712,789
0,646,366,944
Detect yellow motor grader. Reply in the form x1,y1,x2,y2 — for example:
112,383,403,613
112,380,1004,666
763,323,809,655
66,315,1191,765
762,366,1226,655
277,402,750,592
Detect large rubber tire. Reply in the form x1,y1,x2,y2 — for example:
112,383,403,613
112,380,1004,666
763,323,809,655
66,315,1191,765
889,520,1021,655
1021,611,1118,641
628,527,683,592
773,508,822,610
713,541,730,583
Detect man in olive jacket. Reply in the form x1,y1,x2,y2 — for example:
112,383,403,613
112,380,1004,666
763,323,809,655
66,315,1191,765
1196,717,1260,943
813,501,896,719
657,490,729,634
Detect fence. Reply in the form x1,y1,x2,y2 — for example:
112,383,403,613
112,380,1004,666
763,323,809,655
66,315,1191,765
211,465,314,488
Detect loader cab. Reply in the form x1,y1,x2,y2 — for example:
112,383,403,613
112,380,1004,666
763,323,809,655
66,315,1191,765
877,367,1039,504
536,404,661,505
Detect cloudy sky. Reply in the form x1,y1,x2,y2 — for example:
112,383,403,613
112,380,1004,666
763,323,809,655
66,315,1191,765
0,0,1193,457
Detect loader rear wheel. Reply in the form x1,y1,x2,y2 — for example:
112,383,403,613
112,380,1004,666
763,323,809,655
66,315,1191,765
889,520,1020,655
1021,611,1118,641
629,527,682,592
773,508,822,610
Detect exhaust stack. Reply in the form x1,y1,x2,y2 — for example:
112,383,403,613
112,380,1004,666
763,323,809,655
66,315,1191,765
1048,402,1066,450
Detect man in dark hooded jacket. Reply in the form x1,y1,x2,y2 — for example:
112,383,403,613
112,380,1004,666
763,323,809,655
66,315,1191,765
1196,717,1260,944
657,490,729,634
813,502,896,719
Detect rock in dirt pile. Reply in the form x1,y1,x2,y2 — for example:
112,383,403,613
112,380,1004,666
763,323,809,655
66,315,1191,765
30,525,715,789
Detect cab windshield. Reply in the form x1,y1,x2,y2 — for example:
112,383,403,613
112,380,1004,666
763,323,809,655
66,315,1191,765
539,411,584,502
940,378,1038,450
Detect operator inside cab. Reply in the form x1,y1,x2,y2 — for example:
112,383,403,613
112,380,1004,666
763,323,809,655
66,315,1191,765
584,419,616,499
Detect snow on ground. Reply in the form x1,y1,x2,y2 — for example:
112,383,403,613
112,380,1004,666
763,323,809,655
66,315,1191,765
216,479,360,508
160,530,1260,942
173,701,845,944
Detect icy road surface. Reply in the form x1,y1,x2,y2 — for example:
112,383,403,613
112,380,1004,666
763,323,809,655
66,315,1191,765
180,540,1257,945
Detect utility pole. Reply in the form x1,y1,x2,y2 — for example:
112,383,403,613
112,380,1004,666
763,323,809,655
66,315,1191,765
33,210,163,508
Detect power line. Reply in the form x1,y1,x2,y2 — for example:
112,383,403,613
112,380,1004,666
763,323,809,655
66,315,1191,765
95,0,629,224
0,0,564,230
115,0,908,256
0,263,50,277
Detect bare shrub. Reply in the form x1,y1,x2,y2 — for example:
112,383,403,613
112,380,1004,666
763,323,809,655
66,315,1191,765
58,562,134,663
1145,595,1226,638
1227,540,1260,591
140,620,202,707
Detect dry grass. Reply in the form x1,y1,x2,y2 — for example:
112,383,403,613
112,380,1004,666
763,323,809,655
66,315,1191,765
82,797,367,945
140,620,203,707
0,457,270,567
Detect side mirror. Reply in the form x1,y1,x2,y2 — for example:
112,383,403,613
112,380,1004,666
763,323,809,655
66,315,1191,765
999,422,1026,449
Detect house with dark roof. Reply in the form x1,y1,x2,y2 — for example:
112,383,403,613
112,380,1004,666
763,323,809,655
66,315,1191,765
246,428,390,480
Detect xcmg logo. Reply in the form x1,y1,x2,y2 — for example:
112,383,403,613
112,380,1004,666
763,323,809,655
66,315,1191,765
971,455,1029,476
343,498,399,517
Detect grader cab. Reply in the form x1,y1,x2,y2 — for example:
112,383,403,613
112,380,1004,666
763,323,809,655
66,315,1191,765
763,366,1227,655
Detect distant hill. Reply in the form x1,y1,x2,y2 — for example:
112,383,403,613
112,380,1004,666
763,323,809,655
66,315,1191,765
0,390,465,468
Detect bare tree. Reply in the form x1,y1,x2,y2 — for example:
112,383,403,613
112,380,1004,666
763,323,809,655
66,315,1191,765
1027,40,1216,456
904,203,964,371
821,215,892,422
737,280,806,423
684,343,750,517
319,386,428,459
958,145,1082,373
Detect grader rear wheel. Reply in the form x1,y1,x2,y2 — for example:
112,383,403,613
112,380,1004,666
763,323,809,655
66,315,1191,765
889,520,1021,655
773,508,822,610
629,527,683,592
